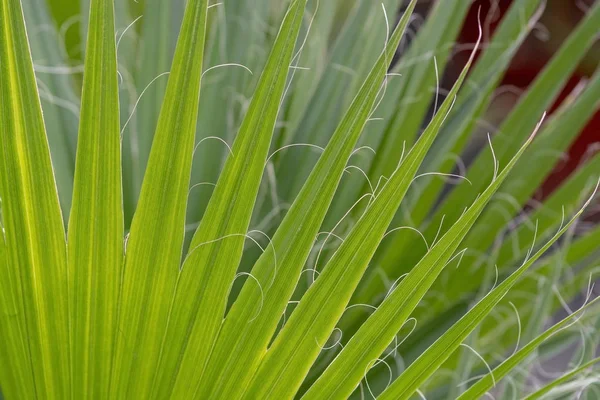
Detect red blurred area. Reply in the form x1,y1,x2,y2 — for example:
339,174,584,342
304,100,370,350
459,0,599,198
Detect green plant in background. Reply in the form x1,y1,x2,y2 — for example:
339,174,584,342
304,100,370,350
1,0,599,398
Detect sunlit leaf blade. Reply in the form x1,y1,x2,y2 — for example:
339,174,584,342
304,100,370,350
523,357,600,400
377,183,598,400
320,0,475,234
0,237,34,399
243,33,480,400
109,0,209,397
80,0,132,57
84,0,137,227
0,0,70,397
197,3,417,398
150,1,308,398
457,298,600,399
303,118,536,400
359,1,600,331
67,0,123,397
22,0,80,219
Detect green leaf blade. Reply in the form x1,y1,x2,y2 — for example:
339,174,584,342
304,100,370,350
244,31,480,400
0,0,70,397
354,0,543,308
303,117,536,400
22,0,80,219
109,0,209,397
149,1,309,398
197,3,417,398
0,237,35,399
67,0,123,397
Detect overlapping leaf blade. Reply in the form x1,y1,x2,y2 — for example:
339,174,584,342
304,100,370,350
353,0,543,307
196,4,417,398
367,0,472,182
304,116,537,400
109,0,209,397
457,298,600,399
150,1,308,398
383,0,543,244
243,32,480,400
377,182,597,399
322,0,475,233
275,0,404,206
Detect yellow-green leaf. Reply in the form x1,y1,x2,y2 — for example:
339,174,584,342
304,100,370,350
0,0,69,397
109,0,209,397
152,1,309,398
67,0,123,397
198,3,417,398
